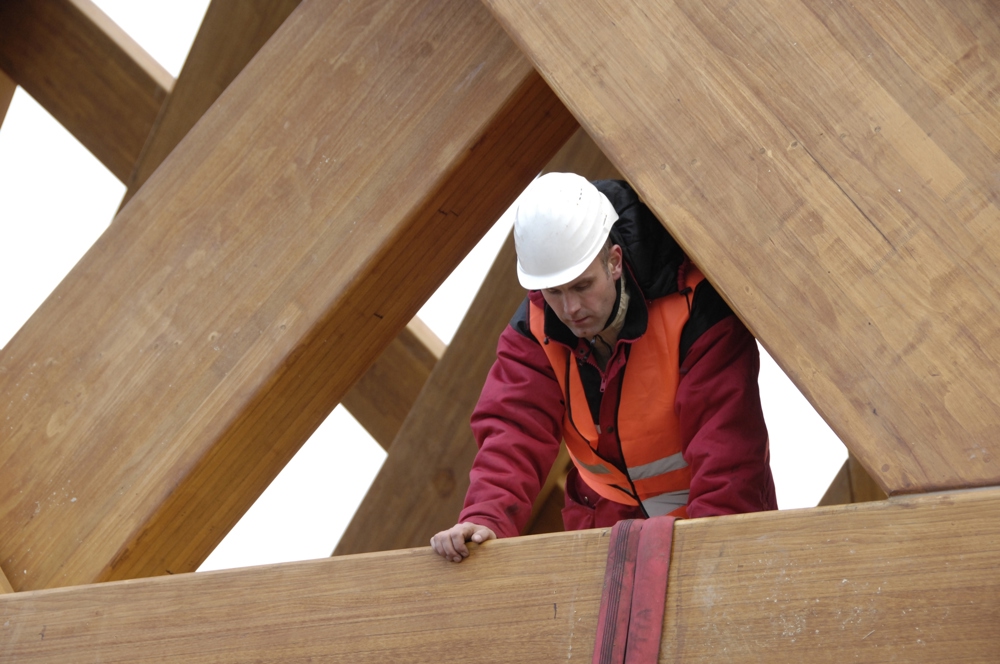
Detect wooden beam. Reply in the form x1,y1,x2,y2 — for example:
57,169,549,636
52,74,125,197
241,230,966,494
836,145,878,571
334,231,524,555
341,317,444,450
112,0,447,450
3,491,999,661
819,452,888,506
334,128,618,555
0,0,576,591
0,566,12,594
0,0,172,181
523,446,569,536
121,0,302,206
0,69,15,129
541,126,622,180
663,489,1000,661
0,528,608,663
483,0,1000,495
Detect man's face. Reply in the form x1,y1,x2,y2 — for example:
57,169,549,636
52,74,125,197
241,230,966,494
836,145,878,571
540,245,623,339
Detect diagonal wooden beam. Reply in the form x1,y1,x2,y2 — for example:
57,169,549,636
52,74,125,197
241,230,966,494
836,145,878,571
483,0,1000,495
110,0,434,450
3,490,999,661
0,70,15,129
341,317,445,450
120,0,303,207
0,0,576,591
334,128,618,556
0,0,172,182
819,452,888,507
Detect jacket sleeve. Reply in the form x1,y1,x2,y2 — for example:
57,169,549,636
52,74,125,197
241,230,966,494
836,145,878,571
458,324,565,538
675,314,777,518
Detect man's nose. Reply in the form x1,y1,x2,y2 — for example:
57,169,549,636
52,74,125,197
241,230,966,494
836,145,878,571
563,293,581,315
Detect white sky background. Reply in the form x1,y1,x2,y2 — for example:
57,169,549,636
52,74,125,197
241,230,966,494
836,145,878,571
0,1,846,574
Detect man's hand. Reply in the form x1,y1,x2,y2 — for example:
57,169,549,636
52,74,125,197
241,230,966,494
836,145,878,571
430,522,497,563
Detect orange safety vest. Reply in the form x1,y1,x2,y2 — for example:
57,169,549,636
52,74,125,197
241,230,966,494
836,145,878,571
528,268,704,518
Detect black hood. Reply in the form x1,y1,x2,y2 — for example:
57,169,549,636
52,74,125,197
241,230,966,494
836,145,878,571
593,179,685,300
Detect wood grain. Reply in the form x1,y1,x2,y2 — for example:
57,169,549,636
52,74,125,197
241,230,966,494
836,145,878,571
0,530,608,663
0,0,172,181
819,453,887,506
483,0,1000,495
334,232,525,555
112,0,459,450
541,126,622,181
121,0,303,206
2,491,997,661
664,489,1000,662
0,566,12,594
0,0,576,590
341,317,445,449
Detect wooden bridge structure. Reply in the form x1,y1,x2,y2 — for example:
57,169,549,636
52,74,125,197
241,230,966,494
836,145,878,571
0,0,998,660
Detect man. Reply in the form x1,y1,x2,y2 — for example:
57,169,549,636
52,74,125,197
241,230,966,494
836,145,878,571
431,173,776,563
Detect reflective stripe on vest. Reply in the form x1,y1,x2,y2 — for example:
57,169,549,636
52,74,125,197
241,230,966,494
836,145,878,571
529,267,704,518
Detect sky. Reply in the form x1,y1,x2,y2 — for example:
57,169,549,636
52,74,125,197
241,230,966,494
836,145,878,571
0,0,847,573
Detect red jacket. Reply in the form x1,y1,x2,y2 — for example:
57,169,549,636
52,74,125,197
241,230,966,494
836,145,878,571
458,180,777,537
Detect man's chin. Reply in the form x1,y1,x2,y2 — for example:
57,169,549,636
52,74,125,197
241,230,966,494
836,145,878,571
567,323,598,339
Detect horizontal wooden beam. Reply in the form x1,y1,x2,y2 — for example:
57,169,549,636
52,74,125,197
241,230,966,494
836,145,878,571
0,0,172,181
0,0,576,591
663,489,1000,661
2,490,998,661
121,0,302,206
483,0,1000,494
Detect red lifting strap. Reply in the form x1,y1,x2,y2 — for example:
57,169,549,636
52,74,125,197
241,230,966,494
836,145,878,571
592,516,676,664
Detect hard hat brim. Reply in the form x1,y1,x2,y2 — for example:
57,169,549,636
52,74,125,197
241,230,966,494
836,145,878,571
516,226,611,290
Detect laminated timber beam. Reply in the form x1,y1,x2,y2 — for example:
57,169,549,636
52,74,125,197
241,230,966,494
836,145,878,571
110,0,435,449
3,490,999,662
483,0,1000,495
0,0,577,591
0,0,172,182
120,0,303,206
335,129,619,555
341,317,444,450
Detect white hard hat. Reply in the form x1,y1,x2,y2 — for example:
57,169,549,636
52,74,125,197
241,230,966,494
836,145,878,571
513,172,618,290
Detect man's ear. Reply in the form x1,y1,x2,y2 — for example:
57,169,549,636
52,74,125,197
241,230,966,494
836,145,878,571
609,244,624,280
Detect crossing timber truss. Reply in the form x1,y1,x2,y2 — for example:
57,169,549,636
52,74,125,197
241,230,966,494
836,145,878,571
1,1,998,661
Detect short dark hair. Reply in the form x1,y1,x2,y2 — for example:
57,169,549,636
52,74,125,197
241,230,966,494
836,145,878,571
598,238,613,276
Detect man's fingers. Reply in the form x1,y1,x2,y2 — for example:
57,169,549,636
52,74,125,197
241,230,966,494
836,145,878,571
469,525,496,543
448,531,470,561
431,523,496,563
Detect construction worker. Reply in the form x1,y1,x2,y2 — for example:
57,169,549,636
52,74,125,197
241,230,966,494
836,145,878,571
431,173,776,563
